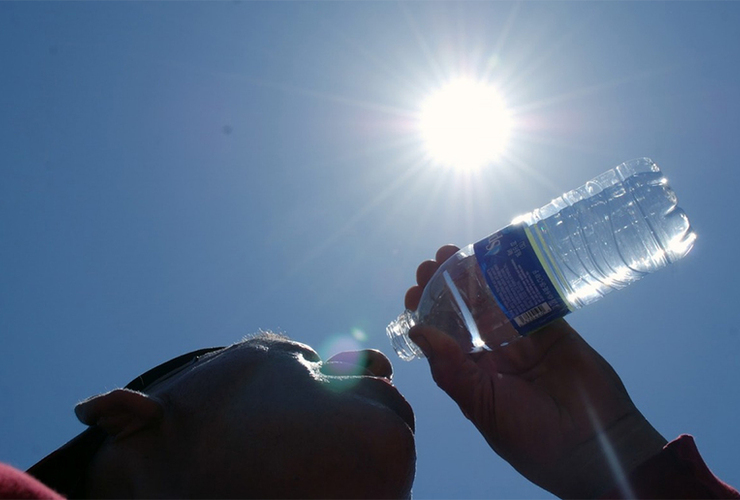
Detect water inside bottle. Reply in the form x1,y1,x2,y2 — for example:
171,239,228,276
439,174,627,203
527,168,696,308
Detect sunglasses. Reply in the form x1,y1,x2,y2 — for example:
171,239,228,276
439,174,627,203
124,346,225,392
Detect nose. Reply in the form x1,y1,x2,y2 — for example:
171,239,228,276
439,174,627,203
323,349,394,380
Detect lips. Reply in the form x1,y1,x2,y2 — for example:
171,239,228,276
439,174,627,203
350,377,416,433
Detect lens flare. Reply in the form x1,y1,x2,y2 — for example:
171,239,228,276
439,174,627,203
321,333,359,354
318,327,372,384
350,327,368,342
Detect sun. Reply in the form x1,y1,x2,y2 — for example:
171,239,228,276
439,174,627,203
419,78,512,171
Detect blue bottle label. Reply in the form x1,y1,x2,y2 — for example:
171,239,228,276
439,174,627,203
473,223,571,336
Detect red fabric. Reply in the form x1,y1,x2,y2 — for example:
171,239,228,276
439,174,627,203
603,434,739,499
0,463,64,499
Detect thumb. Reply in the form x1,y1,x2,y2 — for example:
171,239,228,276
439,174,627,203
409,325,486,416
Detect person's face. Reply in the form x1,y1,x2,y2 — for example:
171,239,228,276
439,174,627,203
105,335,416,498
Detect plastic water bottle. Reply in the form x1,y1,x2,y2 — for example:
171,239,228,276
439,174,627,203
387,158,696,361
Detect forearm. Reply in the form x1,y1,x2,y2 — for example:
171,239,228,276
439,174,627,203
548,412,667,499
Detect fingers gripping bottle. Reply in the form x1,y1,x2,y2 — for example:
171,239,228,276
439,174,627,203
387,158,696,361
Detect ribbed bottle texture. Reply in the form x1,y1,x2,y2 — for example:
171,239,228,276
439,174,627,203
387,158,696,361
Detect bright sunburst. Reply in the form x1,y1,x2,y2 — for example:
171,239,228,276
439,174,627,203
419,78,512,171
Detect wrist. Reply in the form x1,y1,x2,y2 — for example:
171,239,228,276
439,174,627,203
551,412,667,499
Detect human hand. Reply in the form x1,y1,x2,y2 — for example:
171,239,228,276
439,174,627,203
406,245,667,498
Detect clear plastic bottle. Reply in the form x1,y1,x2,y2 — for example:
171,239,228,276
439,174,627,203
387,158,696,361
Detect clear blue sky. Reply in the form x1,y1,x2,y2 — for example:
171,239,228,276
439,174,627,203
2,2,739,498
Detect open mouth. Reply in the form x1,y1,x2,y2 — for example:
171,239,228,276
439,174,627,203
350,377,416,432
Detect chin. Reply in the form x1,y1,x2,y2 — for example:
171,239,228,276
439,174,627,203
356,413,417,499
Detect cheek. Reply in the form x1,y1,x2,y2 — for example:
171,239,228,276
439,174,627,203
187,391,417,498
256,398,416,493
